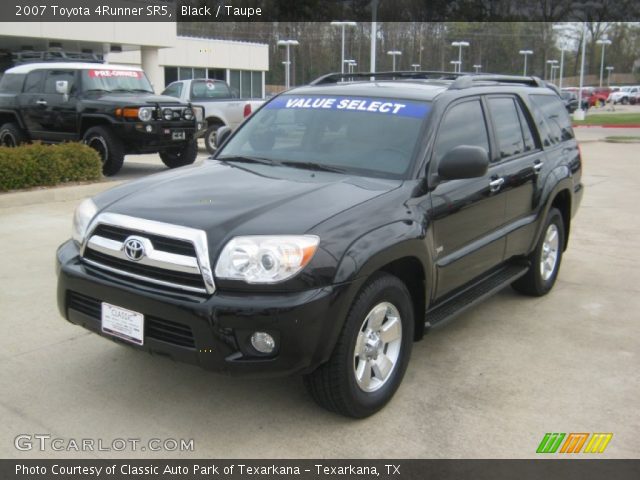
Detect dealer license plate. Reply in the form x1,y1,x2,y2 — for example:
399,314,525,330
101,302,144,345
172,130,186,140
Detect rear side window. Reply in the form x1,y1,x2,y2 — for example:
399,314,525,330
434,100,489,163
44,70,76,94
0,73,25,93
23,71,45,93
162,82,183,98
529,94,574,144
516,102,536,152
487,97,525,159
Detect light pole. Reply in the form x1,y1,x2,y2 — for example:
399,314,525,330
331,21,357,74
576,22,588,121
546,59,558,81
451,41,469,72
387,50,401,71
411,63,420,71
473,64,482,73
606,66,614,87
277,39,299,89
551,65,559,84
596,37,612,87
450,60,461,73
345,59,357,74
552,24,570,90
519,50,533,76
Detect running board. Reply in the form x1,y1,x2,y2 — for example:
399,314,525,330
425,263,529,328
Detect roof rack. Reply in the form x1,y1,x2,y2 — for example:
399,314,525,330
309,71,545,90
309,70,463,85
11,50,104,65
450,74,545,89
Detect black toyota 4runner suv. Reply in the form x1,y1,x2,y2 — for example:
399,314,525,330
56,71,583,418
0,60,202,175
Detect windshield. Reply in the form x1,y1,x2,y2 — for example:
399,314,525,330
217,94,431,178
81,69,153,93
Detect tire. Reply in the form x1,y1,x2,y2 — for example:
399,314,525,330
83,126,124,176
159,140,198,168
303,273,414,418
204,123,223,154
621,97,629,105
512,207,565,297
0,122,26,147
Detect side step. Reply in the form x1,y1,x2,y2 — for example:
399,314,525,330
425,263,529,328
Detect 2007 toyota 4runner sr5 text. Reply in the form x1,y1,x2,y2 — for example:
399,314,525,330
56,72,583,418
0,59,203,175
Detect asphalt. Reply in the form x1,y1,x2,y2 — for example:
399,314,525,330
0,140,638,459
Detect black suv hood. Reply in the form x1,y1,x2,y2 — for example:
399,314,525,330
87,92,185,105
93,161,401,245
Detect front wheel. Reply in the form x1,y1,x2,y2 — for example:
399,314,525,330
159,140,198,168
304,273,414,418
204,123,223,154
0,122,27,147
83,126,124,176
512,207,565,296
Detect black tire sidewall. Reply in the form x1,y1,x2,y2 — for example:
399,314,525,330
340,275,414,417
204,124,221,154
0,123,25,147
531,208,565,294
83,126,124,176
159,140,198,168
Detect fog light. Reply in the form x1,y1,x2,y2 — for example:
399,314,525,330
250,332,275,354
145,125,153,133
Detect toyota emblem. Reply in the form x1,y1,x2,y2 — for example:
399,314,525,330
123,236,146,261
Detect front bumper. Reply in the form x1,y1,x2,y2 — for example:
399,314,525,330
56,241,354,377
115,121,202,153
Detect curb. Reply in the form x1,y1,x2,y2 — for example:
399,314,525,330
0,180,122,209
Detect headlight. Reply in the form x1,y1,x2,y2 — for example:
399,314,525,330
183,108,194,121
71,198,98,245
215,235,319,284
138,107,153,122
162,108,174,121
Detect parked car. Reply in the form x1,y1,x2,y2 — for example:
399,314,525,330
560,90,579,113
609,86,640,105
56,71,582,418
0,58,203,175
162,78,264,154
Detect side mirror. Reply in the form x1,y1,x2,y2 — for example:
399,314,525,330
56,80,70,101
216,126,232,148
437,145,489,180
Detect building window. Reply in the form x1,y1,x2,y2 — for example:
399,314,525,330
178,67,193,80
228,69,263,99
164,67,178,86
193,68,206,79
207,69,225,80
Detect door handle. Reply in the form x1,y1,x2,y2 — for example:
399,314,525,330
533,161,544,174
489,177,505,192
36,99,47,106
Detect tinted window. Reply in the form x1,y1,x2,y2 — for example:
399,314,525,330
162,82,183,98
488,97,525,159
516,102,536,152
44,70,76,94
23,70,45,93
530,94,574,144
190,80,232,100
434,100,489,163
0,73,25,93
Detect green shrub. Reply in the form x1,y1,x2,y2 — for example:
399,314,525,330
0,142,102,192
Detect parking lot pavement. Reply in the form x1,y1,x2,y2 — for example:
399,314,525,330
0,142,638,459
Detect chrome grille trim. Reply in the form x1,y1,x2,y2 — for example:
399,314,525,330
81,213,215,295
87,235,200,274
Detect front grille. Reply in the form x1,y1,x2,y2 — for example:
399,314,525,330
92,224,196,257
67,291,196,349
84,249,205,290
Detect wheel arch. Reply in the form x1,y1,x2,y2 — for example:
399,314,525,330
0,110,26,131
80,115,115,137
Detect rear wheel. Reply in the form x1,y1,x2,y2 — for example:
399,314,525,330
512,207,565,296
159,140,198,168
0,122,26,147
83,126,124,176
304,273,414,418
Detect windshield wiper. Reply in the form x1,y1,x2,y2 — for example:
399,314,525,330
129,88,154,93
85,88,111,93
218,155,279,166
280,161,348,174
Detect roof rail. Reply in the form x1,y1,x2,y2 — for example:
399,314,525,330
309,70,464,85
450,74,545,89
11,50,104,65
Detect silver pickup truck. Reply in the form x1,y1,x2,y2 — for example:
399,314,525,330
162,78,264,153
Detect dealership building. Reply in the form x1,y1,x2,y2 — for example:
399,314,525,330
0,22,269,97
